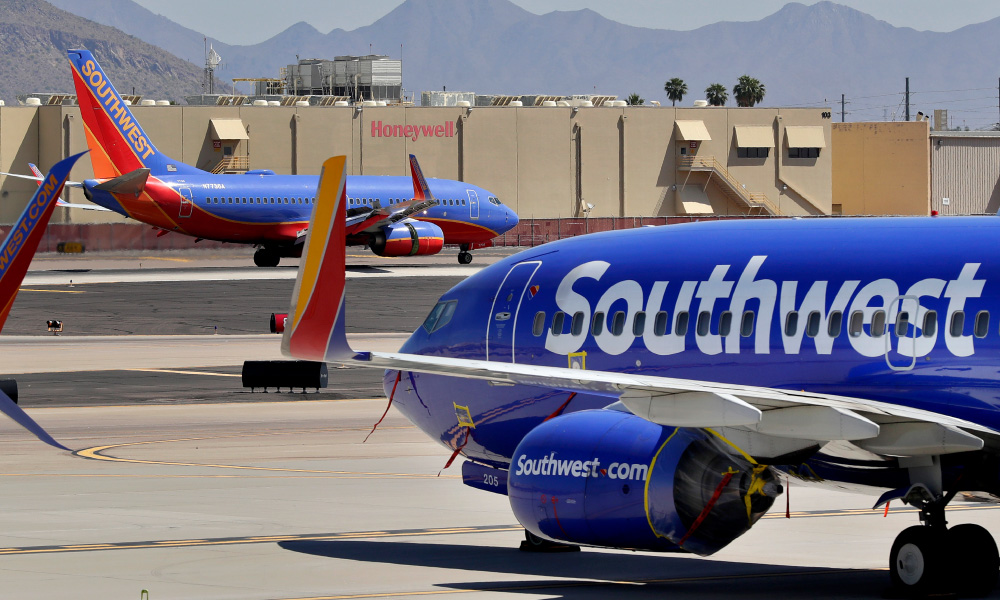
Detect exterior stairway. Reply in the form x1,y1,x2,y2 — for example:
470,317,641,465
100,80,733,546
678,156,778,215
210,156,250,174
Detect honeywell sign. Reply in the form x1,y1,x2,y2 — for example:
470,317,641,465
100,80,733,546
370,121,455,141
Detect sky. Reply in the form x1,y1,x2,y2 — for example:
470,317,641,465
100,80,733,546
133,0,1000,46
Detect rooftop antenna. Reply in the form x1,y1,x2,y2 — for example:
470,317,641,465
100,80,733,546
204,40,222,95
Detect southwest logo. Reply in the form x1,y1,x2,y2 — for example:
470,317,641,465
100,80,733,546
0,173,58,276
79,60,156,161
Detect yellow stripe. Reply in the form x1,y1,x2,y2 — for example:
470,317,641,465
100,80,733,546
705,427,758,465
294,156,345,327
643,427,680,538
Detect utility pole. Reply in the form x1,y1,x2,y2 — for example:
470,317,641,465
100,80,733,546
841,94,846,122
905,77,910,121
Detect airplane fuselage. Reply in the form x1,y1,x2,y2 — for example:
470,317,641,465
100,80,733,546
387,217,1000,481
84,172,515,246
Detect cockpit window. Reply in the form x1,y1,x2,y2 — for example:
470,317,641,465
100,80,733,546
422,300,457,333
488,196,502,205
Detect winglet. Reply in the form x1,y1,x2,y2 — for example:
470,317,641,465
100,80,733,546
281,156,365,363
0,152,86,332
0,154,85,452
409,154,434,202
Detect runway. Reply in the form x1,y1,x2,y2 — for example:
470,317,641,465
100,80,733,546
3,251,1000,599
5,399,1000,599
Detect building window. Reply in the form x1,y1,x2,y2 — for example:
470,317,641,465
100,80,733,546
737,147,770,159
789,147,821,159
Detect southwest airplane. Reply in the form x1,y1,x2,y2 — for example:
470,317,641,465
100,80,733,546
285,156,1000,597
0,153,84,452
42,49,518,266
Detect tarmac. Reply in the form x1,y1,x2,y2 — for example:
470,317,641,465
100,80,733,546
2,249,1000,599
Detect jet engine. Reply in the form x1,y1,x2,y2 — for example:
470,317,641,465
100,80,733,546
507,409,781,555
369,221,444,257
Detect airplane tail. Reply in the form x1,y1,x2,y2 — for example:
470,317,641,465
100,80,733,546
281,156,361,363
0,152,86,332
67,49,200,179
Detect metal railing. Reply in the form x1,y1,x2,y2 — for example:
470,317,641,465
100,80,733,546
678,156,779,215
210,156,250,173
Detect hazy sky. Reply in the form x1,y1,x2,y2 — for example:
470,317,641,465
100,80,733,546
133,0,1000,46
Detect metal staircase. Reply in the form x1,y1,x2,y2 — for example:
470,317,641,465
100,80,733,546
678,156,778,215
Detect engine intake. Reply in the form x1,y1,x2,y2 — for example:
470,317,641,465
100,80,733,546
507,409,781,555
370,221,444,257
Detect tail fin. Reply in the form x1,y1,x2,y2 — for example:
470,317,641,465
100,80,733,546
67,49,199,178
281,156,361,363
0,152,86,332
409,154,434,201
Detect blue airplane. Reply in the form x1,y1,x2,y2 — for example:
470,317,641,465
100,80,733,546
285,156,1000,597
20,49,518,267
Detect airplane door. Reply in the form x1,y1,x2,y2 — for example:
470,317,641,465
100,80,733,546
885,295,919,371
486,260,541,362
178,187,194,218
467,190,480,220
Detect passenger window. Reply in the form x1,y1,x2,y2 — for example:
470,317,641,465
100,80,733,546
923,311,937,337
633,311,646,336
895,311,910,337
611,311,626,336
653,311,669,336
696,311,711,336
675,311,689,336
784,312,798,336
532,312,545,337
719,311,732,337
551,312,565,336
871,310,886,338
592,312,605,336
806,311,820,338
571,312,585,336
827,311,843,337
950,311,965,337
975,311,990,338
849,311,864,337
741,311,754,337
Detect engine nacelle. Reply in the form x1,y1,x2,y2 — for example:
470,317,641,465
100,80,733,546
507,410,781,556
369,221,444,257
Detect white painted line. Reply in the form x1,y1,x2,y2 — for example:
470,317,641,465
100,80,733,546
22,266,480,285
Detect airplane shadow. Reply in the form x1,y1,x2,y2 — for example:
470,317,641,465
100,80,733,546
280,539,898,599
345,266,392,275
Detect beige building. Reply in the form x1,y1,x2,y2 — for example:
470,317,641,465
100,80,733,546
930,131,1000,215
0,104,833,223
832,122,931,215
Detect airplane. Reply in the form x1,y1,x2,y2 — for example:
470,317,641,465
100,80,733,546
283,155,1000,597
0,152,86,452
13,49,518,267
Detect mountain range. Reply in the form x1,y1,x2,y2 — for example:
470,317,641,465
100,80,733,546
0,0,221,105
13,0,1000,127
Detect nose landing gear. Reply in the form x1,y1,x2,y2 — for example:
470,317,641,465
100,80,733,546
458,243,473,265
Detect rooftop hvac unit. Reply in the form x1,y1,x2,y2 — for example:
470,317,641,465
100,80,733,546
693,99,709,107
252,99,268,106
140,99,156,106
155,100,170,106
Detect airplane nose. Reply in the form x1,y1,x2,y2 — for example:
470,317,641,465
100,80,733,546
507,207,519,228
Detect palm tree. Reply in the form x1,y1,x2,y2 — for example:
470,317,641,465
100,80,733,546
705,83,728,107
733,75,765,107
626,93,644,106
663,77,687,106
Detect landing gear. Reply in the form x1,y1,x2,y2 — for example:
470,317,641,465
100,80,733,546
519,530,580,553
888,484,999,597
457,244,473,265
253,247,280,267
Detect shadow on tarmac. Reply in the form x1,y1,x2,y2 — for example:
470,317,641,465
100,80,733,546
279,539,893,599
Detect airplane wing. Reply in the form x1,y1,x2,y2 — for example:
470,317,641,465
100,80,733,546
282,155,992,464
0,152,85,452
345,154,439,235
